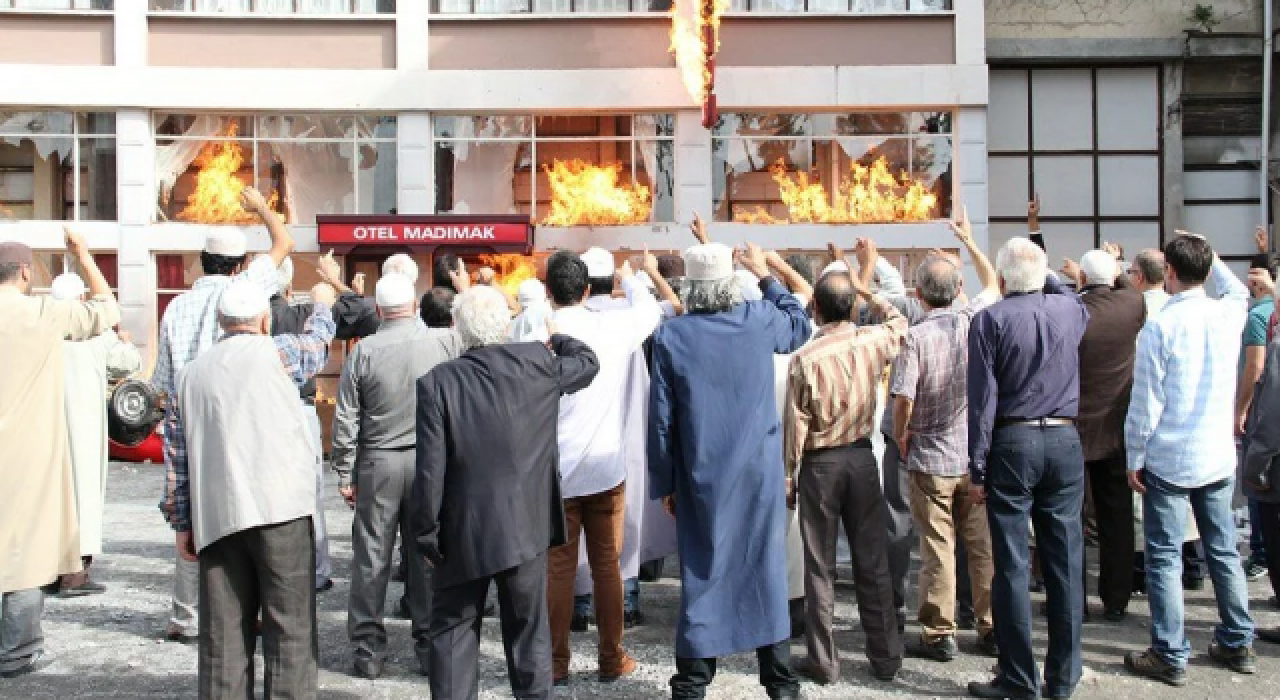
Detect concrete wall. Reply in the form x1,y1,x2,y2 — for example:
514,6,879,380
985,0,1261,41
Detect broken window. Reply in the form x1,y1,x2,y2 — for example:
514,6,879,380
0,110,116,222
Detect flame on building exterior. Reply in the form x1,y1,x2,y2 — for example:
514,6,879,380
176,123,278,224
736,157,939,224
670,0,728,126
478,254,539,298
540,160,652,227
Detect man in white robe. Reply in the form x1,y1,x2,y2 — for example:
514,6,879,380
50,273,141,596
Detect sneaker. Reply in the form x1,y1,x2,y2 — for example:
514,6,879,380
1123,649,1186,687
598,654,638,683
1245,560,1268,582
906,634,958,662
1208,641,1257,674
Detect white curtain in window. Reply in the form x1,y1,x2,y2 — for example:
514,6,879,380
634,115,672,222
0,112,73,160
259,116,355,222
155,115,224,195
473,0,530,12
448,117,528,215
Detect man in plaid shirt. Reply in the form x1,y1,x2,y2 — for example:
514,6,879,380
153,187,295,643
889,209,1001,663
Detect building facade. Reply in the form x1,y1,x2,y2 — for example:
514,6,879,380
0,0,988,375
985,0,1275,278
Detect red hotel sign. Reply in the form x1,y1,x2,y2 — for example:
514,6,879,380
316,215,533,252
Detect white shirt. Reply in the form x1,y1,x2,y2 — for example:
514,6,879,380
553,277,663,499
1125,258,1249,487
1143,288,1170,318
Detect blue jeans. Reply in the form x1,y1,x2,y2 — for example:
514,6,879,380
575,577,639,616
985,424,1084,697
1142,472,1254,668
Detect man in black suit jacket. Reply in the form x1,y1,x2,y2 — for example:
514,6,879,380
1064,245,1146,620
411,284,599,700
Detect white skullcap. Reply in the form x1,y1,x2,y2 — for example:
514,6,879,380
218,279,269,320
820,260,850,278
635,270,657,291
517,278,547,307
382,253,419,284
735,269,763,302
581,247,614,278
204,228,247,257
683,243,735,282
50,272,87,301
275,256,294,296
1080,250,1118,286
376,273,416,309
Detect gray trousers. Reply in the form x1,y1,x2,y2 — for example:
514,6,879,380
302,405,332,588
198,517,318,700
348,448,432,668
429,552,552,700
881,436,914,629
0,589,44,673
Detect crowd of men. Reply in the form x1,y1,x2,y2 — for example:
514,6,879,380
4,188,1280,700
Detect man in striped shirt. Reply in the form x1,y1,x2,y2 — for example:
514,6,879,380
1123,232,1257,686
784,265,906,684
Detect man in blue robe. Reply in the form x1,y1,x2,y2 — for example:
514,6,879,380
649,241,811,700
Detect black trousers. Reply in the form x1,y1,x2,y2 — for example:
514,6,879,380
1254,501,1280,598
881,436,915,631
1086,454,1134,612
428,552,551,700
198,517,318,700
671,640,798,700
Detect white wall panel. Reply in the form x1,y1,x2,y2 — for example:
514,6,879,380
1096,67,1159,151
1184,204,1262,255
1099,156,1160,217
988,156,1028,218
988,69,1028,152
1034,157,1094,217
1030,70,1093,151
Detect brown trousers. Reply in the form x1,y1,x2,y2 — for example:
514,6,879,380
907,471,995,641
547,482,627,677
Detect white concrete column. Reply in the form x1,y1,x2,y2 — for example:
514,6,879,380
953,0,986,67
113,0,148,68
395,0,430,71
115,109,157,353
956,106,989,291
397,114,434,215
674,110,713,227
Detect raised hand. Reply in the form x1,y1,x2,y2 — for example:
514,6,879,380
240,186,269,215
311,282,337,307
691,213,711,245
949,205,974,247
1257,226,1269,254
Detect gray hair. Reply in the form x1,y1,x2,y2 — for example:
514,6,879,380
679,276,745,314
219,310,270,329
453,286,511,349
1133,249,1165,284
382,253,419,284
915,256,962,308
996,237,1048,293
1080,250,1118,286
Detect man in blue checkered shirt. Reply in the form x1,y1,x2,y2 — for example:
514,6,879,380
153,187,295,644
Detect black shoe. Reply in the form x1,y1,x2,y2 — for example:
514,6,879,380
315,578,334,593
1208,641,1257,674
0,650,52,679
977,631,999,658
957,611,977,631
1124,649,1186,687
1041,684,1074,699
789,599,806,639
353,657,385,680
1245,559,1268,582
165,629,198,645
570,612,592,632
871,664,899,682
907,634,958,662
1183,576,1206,591
624,609,644,629
1029,579,1045,594
57,579,107,597
792,658,832,685
967,679,1036,699
1257,627,1280,644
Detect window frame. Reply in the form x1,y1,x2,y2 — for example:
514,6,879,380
430,0,950,15
431,113,677,224
147,0,391,14
151,112,398,225
0,1,113,11
0,109,117,223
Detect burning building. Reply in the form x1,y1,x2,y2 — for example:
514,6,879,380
0,0,987,429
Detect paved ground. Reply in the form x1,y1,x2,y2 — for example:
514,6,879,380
6,462,1280,699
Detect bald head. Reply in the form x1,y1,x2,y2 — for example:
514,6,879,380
916,255,962,310
814,271,856,325
1130,249,1165,291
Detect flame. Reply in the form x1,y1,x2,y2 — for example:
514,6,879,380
540,159,652,227
478,254,539,298
670,0,728,104
176,123,278,225
736,157,940,224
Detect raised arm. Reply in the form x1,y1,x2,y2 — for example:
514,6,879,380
740,243,811,353
241,186,295,267
766,250,813,302
642,247,684,316
273,285,336,388
549,332,600,395
950,206,998,297
1028,195,1046,253
1209,251,1250,308
615,261,664,347
54,228,120,341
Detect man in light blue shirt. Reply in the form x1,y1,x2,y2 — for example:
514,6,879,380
1123,233,1256,686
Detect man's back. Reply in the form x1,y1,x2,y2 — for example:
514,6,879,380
1077,282,1146,461
414,339,597,588
1127,264,1248,487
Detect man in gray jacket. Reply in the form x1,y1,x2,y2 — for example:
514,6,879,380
332,273,464,679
